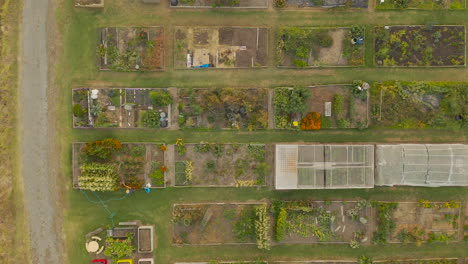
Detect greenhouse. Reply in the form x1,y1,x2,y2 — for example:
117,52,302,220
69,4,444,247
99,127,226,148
275,144,374,189
375,144,468,187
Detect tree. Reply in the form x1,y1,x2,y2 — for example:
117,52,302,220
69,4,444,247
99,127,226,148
104,233,135,262
78,163,119,191
84,138,122,161
150,90,173,107
274,87,312,115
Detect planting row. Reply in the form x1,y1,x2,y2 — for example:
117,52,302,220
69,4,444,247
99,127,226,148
96,26,465,71
76,0,467,9
172,200,465,248
73,82,467,130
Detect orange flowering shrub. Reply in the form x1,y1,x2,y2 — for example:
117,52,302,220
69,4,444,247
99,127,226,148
160,166,167,172
160,145,167,151
300,112,321,130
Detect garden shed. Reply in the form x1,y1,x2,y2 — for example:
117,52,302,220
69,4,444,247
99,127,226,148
275,144,374,189
375,144,468,186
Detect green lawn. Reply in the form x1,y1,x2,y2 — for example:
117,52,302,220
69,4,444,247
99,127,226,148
53,0,468,263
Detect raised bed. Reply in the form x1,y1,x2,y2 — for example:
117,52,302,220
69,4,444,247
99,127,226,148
172,202,266,245
374,25,466,67
177,88,269,129
72,88,173,129
138,226,154,253
98,27,164,71
174,143,270,187
170,0,268,8
376,0,465,9
72,142,167,190
174,26,268,69
277,26,365,68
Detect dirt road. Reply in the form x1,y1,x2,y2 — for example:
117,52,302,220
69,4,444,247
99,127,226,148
19,0,62,263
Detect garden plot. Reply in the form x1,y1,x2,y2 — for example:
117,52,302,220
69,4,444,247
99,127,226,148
372,201,462,244
376,0,465,9
171,0,268,8
174,27,268,69
72,88,173,129
276,0,367,8
277,26,365,68
172,203,267,245
272,200,375,245
72,141,167,190
273,84,369,129
174,142,270,187
374,26,466,67
75,0,104,7
98,27,164,71
178,88,269,129
369,82,467,129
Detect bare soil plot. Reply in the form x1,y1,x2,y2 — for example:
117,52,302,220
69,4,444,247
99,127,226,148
174,143,270,187
178,88,269,129
374,26,466,67
172,202,265,245
277,27,365,68
272,200,375,244
174,27,268,69
372,201,462,244
75,0,104,7
72,88,173,129
278,0,367,8
376,0,465,9
171,0,268,8
98,27,164,71
369,82,467,129
72,142,167,189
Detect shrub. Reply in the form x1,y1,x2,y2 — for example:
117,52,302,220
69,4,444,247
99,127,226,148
351,80,369,100
84,138,122,161
73,104,86,117
141,110,161,128
301,112,321,130
333,94,344,117
150,90,173,107
79,163,119,191
351,25,365,38
293,59,307,67
104,233,135,262
274,208,287,241
275,0,286,7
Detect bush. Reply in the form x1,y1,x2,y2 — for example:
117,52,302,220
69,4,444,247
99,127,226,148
351,25,365,38
351,80,369,100
274,208,287,241
274,0,286,7
301,112,321,130
293,59,307,67
141,110,161,128
73,104,86,117
150,90,173,107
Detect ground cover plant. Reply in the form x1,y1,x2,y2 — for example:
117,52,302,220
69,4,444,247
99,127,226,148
72,88,173,128
73,140,167,190
271,200,374,245
178,88,268,129
174,142,270,186
372,201,462,245
275,0,368,8
174,26,268,69
376,0,465,9
369,82,467,129
171,0,268,8
277,26,365,67
172,203,270,248
374,26,466,67
98,27,164,71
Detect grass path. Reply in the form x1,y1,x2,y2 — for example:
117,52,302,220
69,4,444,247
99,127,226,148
52,0,468,263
